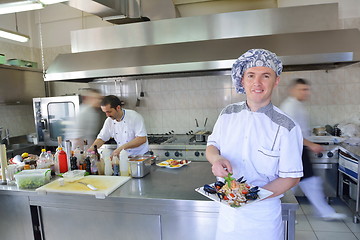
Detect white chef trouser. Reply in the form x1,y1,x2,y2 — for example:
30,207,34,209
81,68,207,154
215,198,283,240
298,176,336,217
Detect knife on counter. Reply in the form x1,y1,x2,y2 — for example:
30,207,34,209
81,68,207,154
78,182,98,191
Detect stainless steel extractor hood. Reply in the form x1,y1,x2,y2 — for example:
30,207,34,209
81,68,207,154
45,3,360,82
66,0,177,24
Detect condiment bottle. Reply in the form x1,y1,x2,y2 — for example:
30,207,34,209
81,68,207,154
119,149,129,176
70,151,78,170
58,147,68,173
112,155,119,176
90,151,98,175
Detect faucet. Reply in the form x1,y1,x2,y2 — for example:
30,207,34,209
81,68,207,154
1,129,10,147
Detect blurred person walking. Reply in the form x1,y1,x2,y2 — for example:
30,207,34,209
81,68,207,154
67,88,104,150
280,78,346,221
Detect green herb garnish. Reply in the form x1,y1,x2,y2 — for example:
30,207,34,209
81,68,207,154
224,172,235,188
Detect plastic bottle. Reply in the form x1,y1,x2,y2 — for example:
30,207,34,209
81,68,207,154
58,147,68,173
119,149,130,176
94,145,104,175
46,151,55,175
74,146,83,169
102,148,113,176
90,151,98,175
112,155,119,176
37,149,47,169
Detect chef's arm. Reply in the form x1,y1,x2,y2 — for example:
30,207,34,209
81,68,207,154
89,138,106,151
206,145,233,177
262,177,300,199
304,138,324,154
112,136,147,156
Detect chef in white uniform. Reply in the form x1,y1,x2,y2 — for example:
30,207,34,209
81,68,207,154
280,78,346,221
89,95,149,157
206,49,303,240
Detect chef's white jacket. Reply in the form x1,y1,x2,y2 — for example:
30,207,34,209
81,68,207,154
97,109,149,155
207,101,303,240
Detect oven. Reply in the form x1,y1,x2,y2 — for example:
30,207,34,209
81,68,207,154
33,96,80,146
294,144,339,198
148,134,207,161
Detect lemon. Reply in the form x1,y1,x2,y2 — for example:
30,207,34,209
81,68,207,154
21,152,29,158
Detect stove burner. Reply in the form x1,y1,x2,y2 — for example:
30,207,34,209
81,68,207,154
148,135,172,144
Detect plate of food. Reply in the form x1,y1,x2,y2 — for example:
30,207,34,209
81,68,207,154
156,159,191,169
195,174,273,208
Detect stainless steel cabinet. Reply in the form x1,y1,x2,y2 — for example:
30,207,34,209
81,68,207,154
0,193,34,240
338,148,360,223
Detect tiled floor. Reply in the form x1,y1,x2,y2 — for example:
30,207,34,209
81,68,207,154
296,197,360,240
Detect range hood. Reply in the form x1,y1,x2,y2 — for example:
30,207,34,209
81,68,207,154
66,0,177,24
45,3,360,82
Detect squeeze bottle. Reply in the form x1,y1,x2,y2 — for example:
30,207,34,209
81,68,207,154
58,147,68,173
102,148,113,176
119,149,129,176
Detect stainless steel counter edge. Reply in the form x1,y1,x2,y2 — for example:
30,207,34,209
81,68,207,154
0,162,299,211
339,143,360,160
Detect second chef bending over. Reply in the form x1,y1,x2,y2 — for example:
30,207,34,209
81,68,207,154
89,95,149,157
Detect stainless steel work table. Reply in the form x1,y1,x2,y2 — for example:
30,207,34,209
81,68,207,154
0,162,298,240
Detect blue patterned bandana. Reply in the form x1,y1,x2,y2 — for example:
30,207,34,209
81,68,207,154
231,49,283,94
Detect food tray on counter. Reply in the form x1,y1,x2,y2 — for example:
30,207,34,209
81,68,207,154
156,159,191,169
195,183,272,208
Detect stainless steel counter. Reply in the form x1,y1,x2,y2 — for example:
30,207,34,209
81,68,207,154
0,162,299,240
339,143,360,159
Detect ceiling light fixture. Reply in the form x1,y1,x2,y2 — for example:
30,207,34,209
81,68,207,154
40,0,68,4
0,28,29,42
0,1,44,15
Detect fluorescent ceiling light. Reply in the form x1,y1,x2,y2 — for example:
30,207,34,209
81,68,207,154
40,0,67,4
0,28,29,42
0,1,44,15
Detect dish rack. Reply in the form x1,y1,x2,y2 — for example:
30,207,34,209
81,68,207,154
338,147,360,223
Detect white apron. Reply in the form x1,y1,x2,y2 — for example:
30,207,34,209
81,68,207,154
215,198,283,240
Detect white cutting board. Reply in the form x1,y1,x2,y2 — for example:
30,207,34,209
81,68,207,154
36,175,131,199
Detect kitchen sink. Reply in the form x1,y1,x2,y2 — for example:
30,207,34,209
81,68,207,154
6,143,40,158
7,143,34,151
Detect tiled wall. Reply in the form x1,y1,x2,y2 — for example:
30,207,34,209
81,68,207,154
89,61,360,134
0,105,35,137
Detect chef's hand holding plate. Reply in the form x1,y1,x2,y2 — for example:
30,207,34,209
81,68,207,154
211,157,233,178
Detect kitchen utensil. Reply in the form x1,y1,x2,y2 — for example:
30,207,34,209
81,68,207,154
204,117,208,127
78,181,98,191
140,79,145,97
135,80,141,107
195,119,199,127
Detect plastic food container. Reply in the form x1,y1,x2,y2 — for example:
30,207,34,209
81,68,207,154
62,170,86,182
14,169,51,189
128,156,152,178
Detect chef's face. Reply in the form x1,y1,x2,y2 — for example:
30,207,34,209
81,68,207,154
101,104,122,121
292,83,310,102
241,66,280,110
